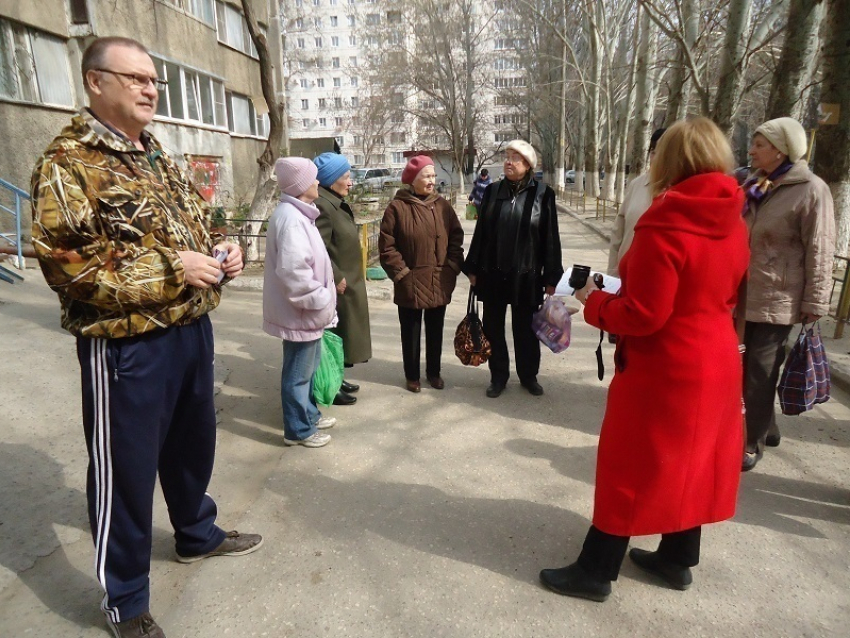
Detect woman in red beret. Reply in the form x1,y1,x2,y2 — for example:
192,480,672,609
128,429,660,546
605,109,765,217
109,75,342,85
379,155,464,392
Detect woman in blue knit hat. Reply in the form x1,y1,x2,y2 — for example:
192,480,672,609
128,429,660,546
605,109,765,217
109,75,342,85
313,152,372,405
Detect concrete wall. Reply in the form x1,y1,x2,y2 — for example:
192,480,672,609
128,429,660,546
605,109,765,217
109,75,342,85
2,0,68,37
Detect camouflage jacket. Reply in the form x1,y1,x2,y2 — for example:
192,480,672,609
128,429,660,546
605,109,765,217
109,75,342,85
31,109,221,338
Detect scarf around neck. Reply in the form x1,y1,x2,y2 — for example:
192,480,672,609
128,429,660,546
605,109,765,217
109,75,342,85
743,160,794,212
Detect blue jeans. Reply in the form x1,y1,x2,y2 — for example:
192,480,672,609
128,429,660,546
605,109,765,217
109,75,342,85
281,338,323,440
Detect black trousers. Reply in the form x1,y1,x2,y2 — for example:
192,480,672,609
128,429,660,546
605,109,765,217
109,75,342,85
577,525,702,582
482,294,540,386
398,305,447,381
77,315,225,622
743,321,794,454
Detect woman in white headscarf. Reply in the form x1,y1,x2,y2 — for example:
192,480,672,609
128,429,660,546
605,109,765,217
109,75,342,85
741,117,835,471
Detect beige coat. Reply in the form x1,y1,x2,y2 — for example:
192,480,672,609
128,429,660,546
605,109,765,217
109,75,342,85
607,174,653,277
744,161,835,325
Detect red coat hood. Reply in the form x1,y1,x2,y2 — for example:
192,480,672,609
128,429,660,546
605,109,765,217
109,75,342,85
635,173,744,239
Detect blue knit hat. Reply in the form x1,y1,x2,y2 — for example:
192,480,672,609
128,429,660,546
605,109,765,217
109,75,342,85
313,153,351,187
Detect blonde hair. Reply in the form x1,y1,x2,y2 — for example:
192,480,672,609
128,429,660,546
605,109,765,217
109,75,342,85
649,117,734,197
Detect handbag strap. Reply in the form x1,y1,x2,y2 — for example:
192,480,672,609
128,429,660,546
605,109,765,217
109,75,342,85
467,288,477,316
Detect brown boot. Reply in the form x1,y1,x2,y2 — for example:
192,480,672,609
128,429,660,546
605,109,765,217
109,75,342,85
107,612,166,638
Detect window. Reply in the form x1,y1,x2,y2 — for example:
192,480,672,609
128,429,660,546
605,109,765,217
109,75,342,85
315,37,323,48
315,17,323,28
330,0,337,4
334,96,342,108
349,56,358,67
333,77,341,87
366,13,380,25
332,57,340,68
298,60,306,69
151,56,226,128
494,76,526,88
391,112,404,123
350,96,359,107
373,154,385,164
330,16,338,26
387,10,401,23
297,38,305,49
494,113,525,125
388,30,403,46
302,118,310,128
317,78,325,88
227,91,269,137
215,1,258,58
331,36,339,47
366,35,379,46
319,117,327,126
353,135,362,145
347,15,355,26
295,0,303,6
354,154,363,164
335,135,344,147
0,19,74,106
349,35,356,46
300,78,308,88
391,132,405,144
295,18,303,29
335,116,343,126
301,99,309,109
495,132,512,142
165,0,215,25
392,151,404,164
313,0,320,5
318,97,327,108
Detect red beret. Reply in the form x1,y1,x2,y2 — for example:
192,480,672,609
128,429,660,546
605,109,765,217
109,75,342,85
401,155,435,184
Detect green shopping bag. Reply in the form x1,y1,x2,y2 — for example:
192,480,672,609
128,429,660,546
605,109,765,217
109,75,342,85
465,203,478,220
313,331,344,406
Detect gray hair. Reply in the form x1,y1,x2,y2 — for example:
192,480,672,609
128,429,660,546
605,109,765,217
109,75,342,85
81,37,150,88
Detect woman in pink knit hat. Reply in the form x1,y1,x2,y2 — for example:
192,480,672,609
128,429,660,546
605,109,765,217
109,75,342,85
379,154,464,392
263,157,339,448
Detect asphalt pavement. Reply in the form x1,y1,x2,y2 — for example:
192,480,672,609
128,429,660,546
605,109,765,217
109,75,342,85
0,211,848,637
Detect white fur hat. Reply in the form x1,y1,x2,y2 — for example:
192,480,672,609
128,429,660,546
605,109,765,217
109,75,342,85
755,117,808,163
506,139,538,169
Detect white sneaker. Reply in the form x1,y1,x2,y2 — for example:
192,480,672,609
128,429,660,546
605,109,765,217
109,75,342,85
315,416,336,430
283,431,332,448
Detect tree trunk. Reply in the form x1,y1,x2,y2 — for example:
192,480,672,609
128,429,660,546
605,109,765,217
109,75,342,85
768,0,825,120
629,5,657,180
662,0,698,125
712,0,753,135
584,0,602,198
241,0,287,262
813,0,850,255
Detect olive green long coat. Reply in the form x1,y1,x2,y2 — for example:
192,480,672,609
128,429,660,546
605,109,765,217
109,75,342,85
315,186,372,365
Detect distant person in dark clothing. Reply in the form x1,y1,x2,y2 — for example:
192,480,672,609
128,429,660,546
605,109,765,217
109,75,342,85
469,169,492,208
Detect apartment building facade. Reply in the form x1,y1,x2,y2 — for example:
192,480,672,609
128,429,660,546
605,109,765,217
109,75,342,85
1,0,273,239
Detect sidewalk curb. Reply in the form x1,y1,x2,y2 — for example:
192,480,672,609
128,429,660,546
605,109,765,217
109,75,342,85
556,202,611,241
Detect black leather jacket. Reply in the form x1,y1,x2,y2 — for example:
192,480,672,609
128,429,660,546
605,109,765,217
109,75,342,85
463,178,564,307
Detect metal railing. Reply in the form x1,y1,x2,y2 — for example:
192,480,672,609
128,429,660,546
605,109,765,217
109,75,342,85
595,196,620,222
0,178,29,266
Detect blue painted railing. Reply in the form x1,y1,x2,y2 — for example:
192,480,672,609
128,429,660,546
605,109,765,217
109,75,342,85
0,177,29,283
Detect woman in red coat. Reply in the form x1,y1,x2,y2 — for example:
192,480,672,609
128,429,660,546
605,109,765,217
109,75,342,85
540,117,750,602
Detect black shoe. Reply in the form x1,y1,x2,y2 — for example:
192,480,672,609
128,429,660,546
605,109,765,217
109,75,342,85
486,383,505,398
539,562,611,602
628,548,692,591
741,451,759,472
521,380,544,396
765,433,781,447
333,391,357,406
341,380,360,393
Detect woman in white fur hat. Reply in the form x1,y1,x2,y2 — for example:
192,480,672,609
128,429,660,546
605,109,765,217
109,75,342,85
463,140,564,398
741,117,835,471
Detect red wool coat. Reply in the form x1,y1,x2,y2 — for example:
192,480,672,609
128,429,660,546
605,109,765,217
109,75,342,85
583,173,750,537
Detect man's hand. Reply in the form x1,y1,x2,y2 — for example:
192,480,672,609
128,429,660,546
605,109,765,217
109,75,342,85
178,251,223,288
337,278,347,294
800,312,821,324
545,285,556,296
468,274,477,287
214,242,244,279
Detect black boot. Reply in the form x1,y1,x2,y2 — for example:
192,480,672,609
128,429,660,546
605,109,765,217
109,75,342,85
628,548,692,590
333,391,357,406
539,562,611,602
341,380,360,393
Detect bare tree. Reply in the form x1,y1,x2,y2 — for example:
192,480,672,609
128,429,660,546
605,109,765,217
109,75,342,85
813,0,850,254
712,0,753,134
240,0,287,261
767,0,824,120
629,3,659,179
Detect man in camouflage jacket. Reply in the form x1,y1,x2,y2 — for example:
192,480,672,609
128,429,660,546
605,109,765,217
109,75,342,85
31,37,262,638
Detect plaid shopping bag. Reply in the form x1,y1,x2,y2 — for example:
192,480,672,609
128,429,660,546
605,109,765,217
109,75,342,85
777,322,830,415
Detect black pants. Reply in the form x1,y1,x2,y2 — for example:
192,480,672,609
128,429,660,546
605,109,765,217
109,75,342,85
77,316,225,622
743,321,794,454
398,305,447,380
577,525,702,582
482,295,540,386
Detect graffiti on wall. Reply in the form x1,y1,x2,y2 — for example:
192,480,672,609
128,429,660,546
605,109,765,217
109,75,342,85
187,157,221,204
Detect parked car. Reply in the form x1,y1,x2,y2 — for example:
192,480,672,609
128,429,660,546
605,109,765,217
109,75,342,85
565,169,576,184
380,168,404,190
352,168,391,189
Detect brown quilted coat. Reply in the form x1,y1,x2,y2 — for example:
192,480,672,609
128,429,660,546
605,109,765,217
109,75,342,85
379,189,464,309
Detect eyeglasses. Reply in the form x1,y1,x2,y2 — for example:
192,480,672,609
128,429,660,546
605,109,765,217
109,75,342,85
504,154,525,164
97,69,168,90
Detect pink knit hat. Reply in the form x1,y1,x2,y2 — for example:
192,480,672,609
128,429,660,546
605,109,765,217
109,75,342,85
401,155,435,184
275,157,318,197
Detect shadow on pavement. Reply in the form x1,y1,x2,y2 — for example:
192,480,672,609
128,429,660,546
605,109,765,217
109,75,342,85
0,443,100,629
269,473,590,583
